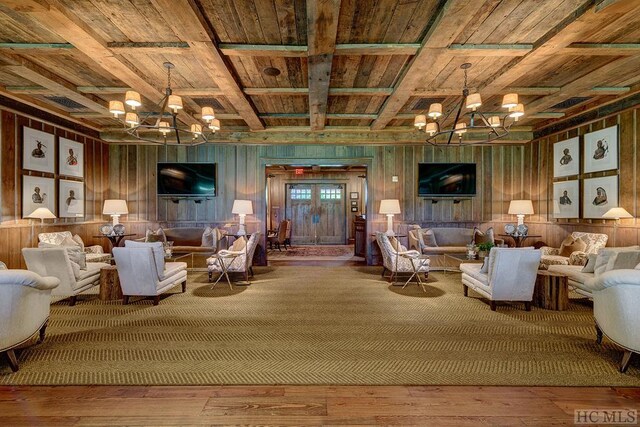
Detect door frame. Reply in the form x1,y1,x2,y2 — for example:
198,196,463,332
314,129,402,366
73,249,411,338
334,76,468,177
262,157,372,262
284,180,348,245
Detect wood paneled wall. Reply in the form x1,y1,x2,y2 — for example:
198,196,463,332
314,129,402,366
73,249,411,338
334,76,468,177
0,108,110,268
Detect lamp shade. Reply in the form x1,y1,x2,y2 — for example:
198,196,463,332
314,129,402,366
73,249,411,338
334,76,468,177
209,118,221,131
425,122,437,136
27,207,56,219
428,103,442,119
414,114,426,129
502,93,518,109
109,100,125,117
602,207,633,219
379,199,401,215
201,106,215,121
232,199,253,215
508,200,534,215
168,95,183,112
465,93,482,110
125,90,142,108
103,199,129,215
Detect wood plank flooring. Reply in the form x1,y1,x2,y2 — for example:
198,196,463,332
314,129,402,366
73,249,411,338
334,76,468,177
0,385,639,425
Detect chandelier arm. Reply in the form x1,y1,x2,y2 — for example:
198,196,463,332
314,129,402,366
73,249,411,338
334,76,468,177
172,113,181,145
447,99,464,145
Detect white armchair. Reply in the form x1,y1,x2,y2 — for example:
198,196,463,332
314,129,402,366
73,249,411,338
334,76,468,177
0,269,59,372
114,242,187,305
375,232,430,285
207,232,261,284
460,247,541,311
38,231,111,263
539,232,608,270
593,269,640,373
22,247,109,306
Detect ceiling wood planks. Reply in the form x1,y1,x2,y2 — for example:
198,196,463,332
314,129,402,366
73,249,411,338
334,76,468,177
0,0,638,143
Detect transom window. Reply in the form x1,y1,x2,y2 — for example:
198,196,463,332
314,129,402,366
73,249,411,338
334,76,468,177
320,188,342,200
290,188,311,200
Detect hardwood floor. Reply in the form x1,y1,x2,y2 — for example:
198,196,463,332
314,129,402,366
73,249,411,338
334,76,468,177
0,385,639,425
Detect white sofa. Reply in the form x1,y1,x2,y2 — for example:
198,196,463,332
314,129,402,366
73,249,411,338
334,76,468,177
460,247,541,311
0,269,59,372
114,241,187,305
38,231,111,263
548,246,640,298
593,269,640,372
22,247,109,306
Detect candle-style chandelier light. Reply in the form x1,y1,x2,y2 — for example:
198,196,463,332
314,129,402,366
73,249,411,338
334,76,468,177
414,63,525,145
108,62,220,145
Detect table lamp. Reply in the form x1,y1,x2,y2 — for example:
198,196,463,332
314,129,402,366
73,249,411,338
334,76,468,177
379,199,401,236
232,200,253,236
27,207,56,225
508,200,534,226
103,199,128,226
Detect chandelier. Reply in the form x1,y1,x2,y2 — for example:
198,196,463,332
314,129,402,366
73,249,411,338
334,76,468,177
414,63,525,145
108,62,220,145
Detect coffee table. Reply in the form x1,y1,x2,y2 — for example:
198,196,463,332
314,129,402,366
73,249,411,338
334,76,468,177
534,270,569,311
165,252,215,271
443,253,483,274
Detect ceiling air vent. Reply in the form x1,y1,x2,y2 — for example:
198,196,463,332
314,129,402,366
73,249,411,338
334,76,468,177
413,97,445,110
45,96,87,110
194,98,224,110
551,97,592,110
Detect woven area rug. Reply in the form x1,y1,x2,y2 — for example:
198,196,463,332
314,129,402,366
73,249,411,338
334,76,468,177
267,244,359,260
1,266,639,386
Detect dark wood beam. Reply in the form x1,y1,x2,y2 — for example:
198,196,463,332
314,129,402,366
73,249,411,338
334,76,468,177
307,0,341,131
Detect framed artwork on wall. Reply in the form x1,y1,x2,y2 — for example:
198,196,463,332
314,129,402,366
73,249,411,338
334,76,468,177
351,207,358,212
22,175,56,218
350,192,359,199
553,180,579,219
59,179,84,218
23,127,55,174
350,200,357,207
553,137,579,178
584,125,618,173
583,175,618,219
59,137,84,178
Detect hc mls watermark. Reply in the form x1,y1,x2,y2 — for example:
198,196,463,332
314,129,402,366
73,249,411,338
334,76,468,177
575,409,638,425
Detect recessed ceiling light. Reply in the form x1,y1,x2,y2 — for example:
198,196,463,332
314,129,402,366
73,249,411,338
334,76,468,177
263,67,281,76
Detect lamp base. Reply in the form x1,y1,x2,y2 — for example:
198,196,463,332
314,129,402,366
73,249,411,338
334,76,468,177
111,214,120,226
516,214,524,226
237,223,247,236
385,214,395,236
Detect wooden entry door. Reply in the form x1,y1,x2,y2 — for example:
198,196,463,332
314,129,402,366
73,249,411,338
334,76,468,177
286,183,346,245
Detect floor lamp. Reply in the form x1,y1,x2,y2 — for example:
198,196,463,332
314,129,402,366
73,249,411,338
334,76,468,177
602,207,633,246
26,207,56,245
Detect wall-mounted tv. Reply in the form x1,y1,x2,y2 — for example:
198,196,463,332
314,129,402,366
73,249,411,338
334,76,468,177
418,163,476,197
157,163,216,196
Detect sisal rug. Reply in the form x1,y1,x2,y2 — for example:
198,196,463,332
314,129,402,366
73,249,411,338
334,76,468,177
1,266,639,386
267,244,360,260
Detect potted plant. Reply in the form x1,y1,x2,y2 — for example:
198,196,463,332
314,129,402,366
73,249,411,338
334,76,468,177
476,242,494,259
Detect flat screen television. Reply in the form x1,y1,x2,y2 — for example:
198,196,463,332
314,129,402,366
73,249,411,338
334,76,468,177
157,163,216,196
418,163,476,197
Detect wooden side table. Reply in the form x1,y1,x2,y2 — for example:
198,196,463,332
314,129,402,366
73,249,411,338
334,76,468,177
99,265,123,301
534,270,569,311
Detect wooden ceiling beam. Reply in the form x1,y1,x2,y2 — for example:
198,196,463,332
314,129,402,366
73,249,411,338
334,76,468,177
562,43,640,56
149,0,264,130
448,44,533,56
307,0,341,131
5,85,54,94
220,44,307,57
2,0,200,126
0,53,108,113
334,43,420,56
244,87,308,96
100,129,533,145
371,0,490,130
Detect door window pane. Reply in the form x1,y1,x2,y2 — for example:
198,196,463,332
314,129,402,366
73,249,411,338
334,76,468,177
320,188,342,200
291,188,311,200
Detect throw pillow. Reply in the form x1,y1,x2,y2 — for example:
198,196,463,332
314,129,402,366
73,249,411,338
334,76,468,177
473,227,495,245
201,226,219,247
559,235,587,257
72,234,85,251
606,251,640,272
581,253,598,273
125,240,165,275
480,256,490,274
418,228,437,247
60,235,87,270
145,228,167,243
231,236,247,252
594,247,640,276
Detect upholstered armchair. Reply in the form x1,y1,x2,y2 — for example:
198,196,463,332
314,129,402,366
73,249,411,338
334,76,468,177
593,269,640,373
267,220,289,251
0,269,59,372
460,247,541,311
22,247,109,306
375,232,430,284
114,241,188,305
38,231,111,263
539,232,608,270
207,232,261,283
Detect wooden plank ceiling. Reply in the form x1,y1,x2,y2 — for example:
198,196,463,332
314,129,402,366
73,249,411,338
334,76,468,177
0,0,639,144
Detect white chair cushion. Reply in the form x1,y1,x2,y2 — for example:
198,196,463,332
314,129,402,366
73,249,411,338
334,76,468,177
125,241,165,276
161,262,187,281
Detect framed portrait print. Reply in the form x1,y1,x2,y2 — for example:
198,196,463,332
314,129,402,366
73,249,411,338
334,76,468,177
584,125,618,173
350,200,357,207
583,175,618,219
553,137,579,178
351,207,358,212
553,180,579,219
350,192,359,199
59,179,84,218
59,137,84,178
23,127,55,173
22,175,56,218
